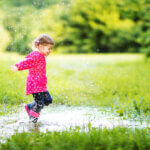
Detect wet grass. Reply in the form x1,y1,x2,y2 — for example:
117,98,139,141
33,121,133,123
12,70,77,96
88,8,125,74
0,126,149,150
0,52,150,117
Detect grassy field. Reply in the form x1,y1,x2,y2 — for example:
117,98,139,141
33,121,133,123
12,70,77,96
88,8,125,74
0,52,150,149
0,52,150,116
0,127,149,150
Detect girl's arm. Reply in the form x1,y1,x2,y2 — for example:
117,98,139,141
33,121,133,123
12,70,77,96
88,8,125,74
14,55,36,71
10,65,18,72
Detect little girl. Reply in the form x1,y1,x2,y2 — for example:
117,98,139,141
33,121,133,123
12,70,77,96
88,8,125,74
10,34,54,123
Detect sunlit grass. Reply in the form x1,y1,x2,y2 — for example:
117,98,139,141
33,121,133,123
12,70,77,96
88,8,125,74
0,126,149,150
0,52,149,117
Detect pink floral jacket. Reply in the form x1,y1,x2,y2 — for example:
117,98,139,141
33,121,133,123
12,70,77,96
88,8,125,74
15,51,47,95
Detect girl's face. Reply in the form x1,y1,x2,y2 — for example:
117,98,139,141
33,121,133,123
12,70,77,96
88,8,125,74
38,44,53,57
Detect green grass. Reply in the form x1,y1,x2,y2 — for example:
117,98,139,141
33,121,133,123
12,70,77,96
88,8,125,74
0,52,150,117
0,127,149,150
0,52,150,149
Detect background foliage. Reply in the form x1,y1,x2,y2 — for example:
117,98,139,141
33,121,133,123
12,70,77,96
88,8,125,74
0,0,149,55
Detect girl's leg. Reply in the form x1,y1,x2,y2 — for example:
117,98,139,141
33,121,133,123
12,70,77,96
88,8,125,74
32,92,45,113
27,101,35,110
43,90,53,106
28,92,44,123
25,102,35,116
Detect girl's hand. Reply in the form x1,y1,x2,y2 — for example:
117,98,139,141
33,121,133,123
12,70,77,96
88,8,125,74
10,65,18,72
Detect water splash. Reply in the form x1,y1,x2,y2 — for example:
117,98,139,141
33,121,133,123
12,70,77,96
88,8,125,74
0,105,149,143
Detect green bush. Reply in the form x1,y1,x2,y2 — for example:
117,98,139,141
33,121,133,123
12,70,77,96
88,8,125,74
53,0,150,54
1,0,150,54
2,7,35,55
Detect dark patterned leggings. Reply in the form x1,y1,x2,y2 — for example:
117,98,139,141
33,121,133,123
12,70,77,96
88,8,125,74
28,90,53,113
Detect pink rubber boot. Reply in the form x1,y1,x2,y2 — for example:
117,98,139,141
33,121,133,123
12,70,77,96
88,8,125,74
29,110,40,123
25,104,30,116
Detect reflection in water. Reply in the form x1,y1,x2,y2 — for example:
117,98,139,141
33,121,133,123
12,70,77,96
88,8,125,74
0,105,149,142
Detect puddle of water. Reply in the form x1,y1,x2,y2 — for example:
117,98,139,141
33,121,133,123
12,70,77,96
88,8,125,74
0,105,149,143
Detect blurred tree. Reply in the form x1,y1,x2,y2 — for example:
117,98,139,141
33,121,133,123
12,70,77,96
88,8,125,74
3,7,35,54
4,0,70,8
0,10,10,52
54,0,144,53
1,0,150,55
